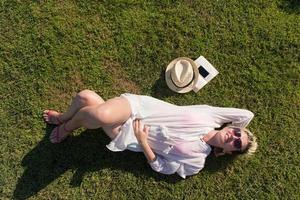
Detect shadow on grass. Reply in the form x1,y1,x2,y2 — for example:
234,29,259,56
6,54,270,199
150,69,180,99
13,126,175,199
14,125,235,199
279,0,300,14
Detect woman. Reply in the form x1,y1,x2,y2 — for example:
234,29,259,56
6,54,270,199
43,90,257,178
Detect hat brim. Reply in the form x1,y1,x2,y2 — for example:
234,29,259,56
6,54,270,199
165,57,199,93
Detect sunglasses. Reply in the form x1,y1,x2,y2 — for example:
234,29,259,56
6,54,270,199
232,128,242,150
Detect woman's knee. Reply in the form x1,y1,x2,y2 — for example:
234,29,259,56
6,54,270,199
80,97,131,126
79,106,113,126
76,89,104,105
94,106,114,125
100,97,131,124
77,106,107,129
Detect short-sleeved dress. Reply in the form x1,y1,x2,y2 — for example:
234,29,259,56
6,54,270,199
106,93,254,178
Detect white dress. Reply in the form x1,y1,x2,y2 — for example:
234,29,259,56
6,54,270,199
106,93,254,178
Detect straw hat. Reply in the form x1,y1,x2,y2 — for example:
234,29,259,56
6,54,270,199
165,57,199,93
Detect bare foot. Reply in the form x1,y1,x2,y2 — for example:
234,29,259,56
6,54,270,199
50,124,72,143
43,110,64,125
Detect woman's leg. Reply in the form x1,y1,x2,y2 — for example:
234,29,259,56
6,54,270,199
50,96,131,142
59,90,106,121
43,89,105,124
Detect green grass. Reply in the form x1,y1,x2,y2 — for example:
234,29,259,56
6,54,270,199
0,0,299,199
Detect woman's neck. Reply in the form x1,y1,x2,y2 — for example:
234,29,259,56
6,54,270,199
202,130,219,147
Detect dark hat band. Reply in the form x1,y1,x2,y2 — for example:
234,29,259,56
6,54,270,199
170,72,195,89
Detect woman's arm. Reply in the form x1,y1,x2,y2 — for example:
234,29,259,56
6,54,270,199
133,119,182,175
133,119,156,162
139,140,156,162
209,106,254,128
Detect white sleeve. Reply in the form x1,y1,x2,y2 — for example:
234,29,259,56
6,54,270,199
176,164,203,179
149,155,203,178
148,155,181,175
209,106,254,128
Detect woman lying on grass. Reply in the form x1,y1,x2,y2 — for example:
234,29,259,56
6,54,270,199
43,89,257,178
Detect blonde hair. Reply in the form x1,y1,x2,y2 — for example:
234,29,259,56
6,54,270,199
242,127,258,156
226,126,258,156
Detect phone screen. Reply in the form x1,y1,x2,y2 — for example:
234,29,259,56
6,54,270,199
198,66,209,78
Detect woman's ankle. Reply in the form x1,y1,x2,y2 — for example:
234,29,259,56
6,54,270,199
63,123,72,132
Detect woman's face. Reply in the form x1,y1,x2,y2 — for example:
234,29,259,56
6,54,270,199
215,127,249,153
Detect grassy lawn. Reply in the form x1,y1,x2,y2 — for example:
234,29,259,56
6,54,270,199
0,0,299,199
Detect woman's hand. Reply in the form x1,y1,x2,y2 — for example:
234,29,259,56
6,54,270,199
133,119,156,162
133,119,150,144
